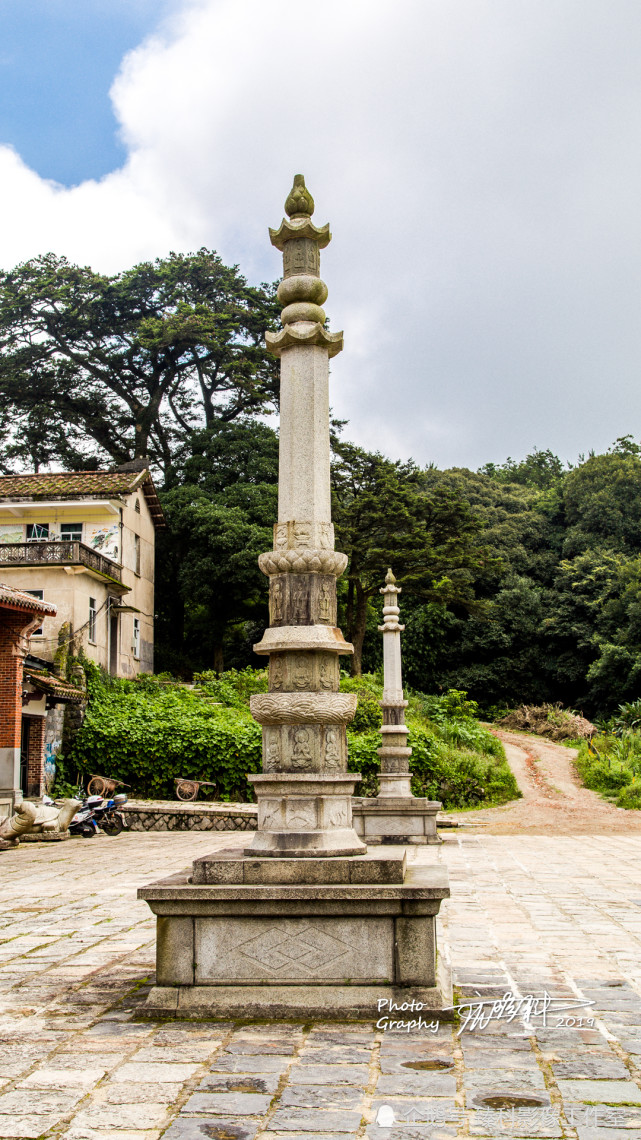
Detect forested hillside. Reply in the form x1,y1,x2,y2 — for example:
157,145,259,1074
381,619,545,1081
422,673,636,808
1,251,639,717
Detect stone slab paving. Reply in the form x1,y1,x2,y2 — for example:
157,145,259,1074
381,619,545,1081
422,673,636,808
0,830,640,1137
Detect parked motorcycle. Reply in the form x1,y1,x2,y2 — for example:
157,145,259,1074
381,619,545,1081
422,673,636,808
93,793,128,836
68,793,128,837
68,795,103,838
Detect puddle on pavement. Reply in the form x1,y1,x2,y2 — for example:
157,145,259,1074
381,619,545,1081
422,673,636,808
475,1093,548,1109
402,1059,454,1070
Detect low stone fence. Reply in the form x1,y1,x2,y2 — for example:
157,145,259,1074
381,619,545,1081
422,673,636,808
123,799,457,834
123,800,257,833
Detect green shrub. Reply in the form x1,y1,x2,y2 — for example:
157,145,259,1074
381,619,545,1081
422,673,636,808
70,669,519,811
616,779,641,809
612,699,641,733
194,666,268,707
70,671,262,800
339,672,382,697
410,688,480,724
347,719,518,809
575,731,641,807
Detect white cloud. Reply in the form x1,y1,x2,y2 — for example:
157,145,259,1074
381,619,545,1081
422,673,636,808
2,0,641,468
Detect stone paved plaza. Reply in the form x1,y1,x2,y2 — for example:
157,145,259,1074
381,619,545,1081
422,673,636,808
0,828,640,1139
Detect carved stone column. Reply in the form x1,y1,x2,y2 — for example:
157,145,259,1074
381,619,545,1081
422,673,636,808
377,569,413,798
138,179,451,1020
247,175,365,858
352,569,442,844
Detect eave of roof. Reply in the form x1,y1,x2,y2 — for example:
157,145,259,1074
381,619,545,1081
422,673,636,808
24,668,84,703
0,470,166,528
0,582,57,616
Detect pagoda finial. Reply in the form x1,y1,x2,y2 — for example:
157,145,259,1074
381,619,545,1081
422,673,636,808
385,568,396,585
266,176,343,359
285,174,314,218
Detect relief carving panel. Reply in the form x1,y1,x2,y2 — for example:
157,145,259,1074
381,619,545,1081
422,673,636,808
285,799,317,830
263,728,282,772
250,692,357,725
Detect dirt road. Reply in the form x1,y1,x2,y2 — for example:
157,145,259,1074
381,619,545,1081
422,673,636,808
455,730,641,834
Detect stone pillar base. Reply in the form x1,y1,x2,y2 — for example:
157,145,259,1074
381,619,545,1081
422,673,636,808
138,849,450,1020
141,969,453,1021
352,797,443,845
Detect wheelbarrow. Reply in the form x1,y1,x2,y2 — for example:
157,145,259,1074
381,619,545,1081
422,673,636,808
174,778,218,802
87,774,131,797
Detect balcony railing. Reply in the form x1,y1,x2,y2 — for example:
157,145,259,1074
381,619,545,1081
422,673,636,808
0,540,123,583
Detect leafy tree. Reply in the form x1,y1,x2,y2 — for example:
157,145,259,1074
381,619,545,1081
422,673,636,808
331,442,487,674
562,447,641,557
545,549,641,714
0,251,280,474
479,447,567,490
155,419,279,674
398,467,567,708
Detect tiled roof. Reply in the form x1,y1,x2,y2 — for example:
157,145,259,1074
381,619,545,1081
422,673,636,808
0,470,165,527
0,582,57,616
0,471,147,496
25,668,84,703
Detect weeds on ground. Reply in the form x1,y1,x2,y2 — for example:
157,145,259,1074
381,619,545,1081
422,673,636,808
575,731,641,809
497,703,595,742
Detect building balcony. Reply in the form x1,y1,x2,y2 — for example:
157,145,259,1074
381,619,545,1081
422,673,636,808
0,540,124,585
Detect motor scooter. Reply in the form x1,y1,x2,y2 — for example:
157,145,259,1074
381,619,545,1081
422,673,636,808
68,795,103,837
92,793,128,835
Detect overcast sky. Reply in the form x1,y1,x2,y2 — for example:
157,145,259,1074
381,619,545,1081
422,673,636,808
0,0,640,470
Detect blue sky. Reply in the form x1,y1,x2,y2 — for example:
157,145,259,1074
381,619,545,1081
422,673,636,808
0,0,175,184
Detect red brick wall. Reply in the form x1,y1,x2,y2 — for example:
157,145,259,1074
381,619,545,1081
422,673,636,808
25,716,46,798
0,614,30,752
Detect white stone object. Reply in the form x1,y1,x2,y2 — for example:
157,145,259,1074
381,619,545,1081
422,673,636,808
377,569,412,798
351,569,442,842
139,179,450,1020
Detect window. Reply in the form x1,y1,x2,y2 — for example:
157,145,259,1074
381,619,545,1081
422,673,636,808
60,522,83,542
26,523,49,541
132,617,140,659
88,598,97,643
25,589,44,636
134,533,141,575
135,498,141,514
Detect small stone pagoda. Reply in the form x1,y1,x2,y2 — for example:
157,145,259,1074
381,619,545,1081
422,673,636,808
352,569,442,844
139,177,450,1020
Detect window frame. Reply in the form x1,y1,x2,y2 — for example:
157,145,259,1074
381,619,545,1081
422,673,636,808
133,617,140,660
26,523,49,542
25,589,44,636
88,597,97,644
60,522,83,543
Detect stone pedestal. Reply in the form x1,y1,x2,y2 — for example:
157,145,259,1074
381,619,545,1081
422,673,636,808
352,796,442,844
140,846,451,1018
139,178,450,1020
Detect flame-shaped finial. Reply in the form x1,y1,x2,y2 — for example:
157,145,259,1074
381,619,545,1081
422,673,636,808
285,174,314,218
385,568,396,585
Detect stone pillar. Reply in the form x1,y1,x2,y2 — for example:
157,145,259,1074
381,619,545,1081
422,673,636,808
247,175,365,859
138,178,451,1020
352,569,442,843
377,569,412,797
